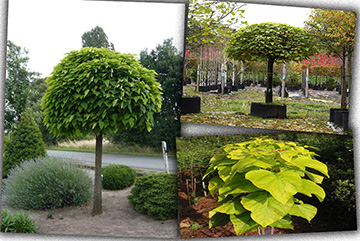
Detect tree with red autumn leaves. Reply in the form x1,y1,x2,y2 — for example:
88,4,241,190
305,9,356,109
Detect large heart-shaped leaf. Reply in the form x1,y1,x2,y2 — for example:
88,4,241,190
241,191,294,227
245,170,302,204
209,212,230,228
230,212,258,235
298,179,326,202
208,176,224,196
290,155,329,178
289,202,317,222
219,173,260,197
211,197,246,215
269,215,294,230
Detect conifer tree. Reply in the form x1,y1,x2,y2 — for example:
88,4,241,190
3,110,47,178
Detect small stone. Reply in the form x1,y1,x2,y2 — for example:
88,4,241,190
59,215,64,220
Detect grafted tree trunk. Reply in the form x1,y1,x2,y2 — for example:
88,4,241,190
266,58,275,103
281,63,286,98
92,131,103,216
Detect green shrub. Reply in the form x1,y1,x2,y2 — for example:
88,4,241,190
2,157,93,210
1,209,39,233
128,173,178,220
102,164,136,190
205,137,328,235
3,110,47,177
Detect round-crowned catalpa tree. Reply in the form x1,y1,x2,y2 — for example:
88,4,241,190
226,22,318,103
42,47,162,215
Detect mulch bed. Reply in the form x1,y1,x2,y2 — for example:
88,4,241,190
178,189,294,239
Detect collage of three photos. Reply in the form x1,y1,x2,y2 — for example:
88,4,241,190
0,0,357,240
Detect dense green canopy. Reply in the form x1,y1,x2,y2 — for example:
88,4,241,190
42,47,162,138
226,22,317,63
226,23,317,103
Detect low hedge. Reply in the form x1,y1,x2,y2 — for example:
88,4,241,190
128,173,178,220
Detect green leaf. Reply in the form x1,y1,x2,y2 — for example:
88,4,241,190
241,191,294,228
104,79,110,87
245,170,302,204
99,121,105,130
291,156,329,178
209,212,230,228
298,179,326,202
269,215,294,229
208,176,224,196
81,101,88,110
218,165,232,182
219,173,260,197
211,197,246,215
289,203,317,222
230,212,258,235
305,171,324,184
128,117,135,128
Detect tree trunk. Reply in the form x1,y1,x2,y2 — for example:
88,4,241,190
305,68,309,98
347,52,352,107
234,64,239,86
221,63,225,95
281,63,286,98
196,65,200,92
92,131,103,216
252,68,256,87
341,52,347,109
240,61,244,84
266,58,275,103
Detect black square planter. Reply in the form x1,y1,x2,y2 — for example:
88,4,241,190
181,97,201,115
332,109,349,130
250,102,287,118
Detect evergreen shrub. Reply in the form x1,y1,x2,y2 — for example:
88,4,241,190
1,209,39,233
128,173,178,220
2,157,93,210
102,164,136,190
3,111,46,177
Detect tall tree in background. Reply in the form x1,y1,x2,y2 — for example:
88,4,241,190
5,41,38,132
305,9,356,109
185,0,246,90
81,26,115,50
187,0,246,48
226,23,318,103
109,39,183,151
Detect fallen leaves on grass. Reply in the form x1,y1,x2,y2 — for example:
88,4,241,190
181,113,336,134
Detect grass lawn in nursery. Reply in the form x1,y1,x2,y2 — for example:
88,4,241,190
181,85,342,133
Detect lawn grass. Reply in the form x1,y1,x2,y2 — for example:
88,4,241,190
181,85,342,133
47,139,175,157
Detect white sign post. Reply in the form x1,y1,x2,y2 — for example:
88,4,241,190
162,141,169,174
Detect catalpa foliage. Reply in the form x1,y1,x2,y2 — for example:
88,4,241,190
204,137,328,235
42,47,162,138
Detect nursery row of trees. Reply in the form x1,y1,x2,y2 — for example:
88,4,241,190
185,0,356,107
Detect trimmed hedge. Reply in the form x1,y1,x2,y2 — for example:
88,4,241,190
102,164,136,190
128,173,178,220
